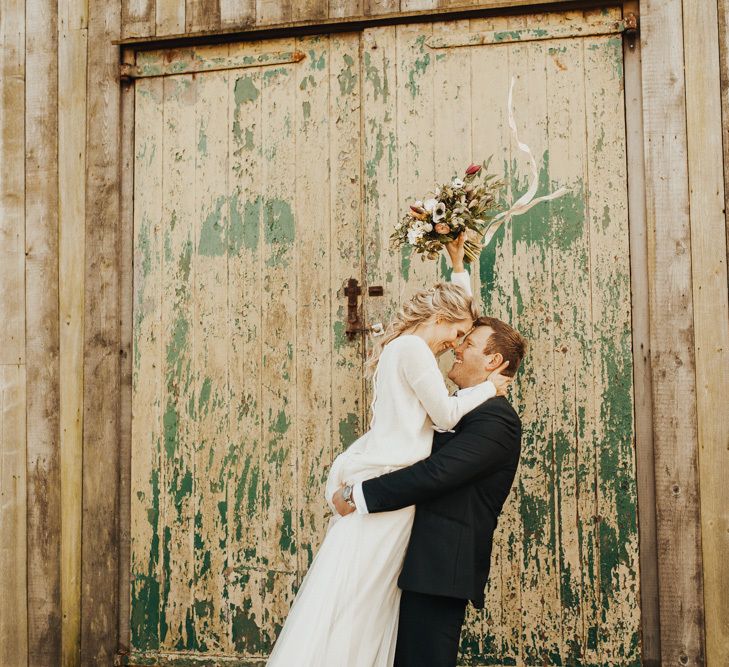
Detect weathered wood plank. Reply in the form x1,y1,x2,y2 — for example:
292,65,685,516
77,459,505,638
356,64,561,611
641,1,706,664
584,21,641,664
159,70,198,652
186,0,221,33
118,47,136,655
192,43,231,652
328,30,366,495
366,0,399,15
293,0,328,22
543,16,592,664
293,34,332,573
256,0,291,26
397,19,438,297
258,44,299,650
122,0,155,38
130,74,164,654
470,13,520,662
0,0,25,368
362,26,400,410
156,0,185,36
81,0,122,661
25,0,62,662
58,10,86,664
683,1,729,664
506,20,562,662
220,0,255,27
0,365,28,667
226,38,266,656
329,0,364,18
622,1,660,662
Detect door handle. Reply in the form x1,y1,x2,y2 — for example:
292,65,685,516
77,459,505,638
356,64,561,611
343,278,384,339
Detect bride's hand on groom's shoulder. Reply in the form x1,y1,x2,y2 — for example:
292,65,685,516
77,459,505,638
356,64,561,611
488,361,513,397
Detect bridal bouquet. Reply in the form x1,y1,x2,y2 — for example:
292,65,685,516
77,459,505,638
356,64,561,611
390,161,503,264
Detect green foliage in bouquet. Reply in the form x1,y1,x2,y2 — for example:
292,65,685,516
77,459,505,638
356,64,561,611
390,159,504,264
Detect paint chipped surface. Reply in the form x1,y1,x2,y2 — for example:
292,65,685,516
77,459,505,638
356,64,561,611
130,11,639,664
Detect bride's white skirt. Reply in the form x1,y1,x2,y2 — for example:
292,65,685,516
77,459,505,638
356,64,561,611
267,506,415,667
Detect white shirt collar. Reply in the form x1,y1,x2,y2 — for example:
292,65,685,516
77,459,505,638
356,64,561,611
454,384,481,398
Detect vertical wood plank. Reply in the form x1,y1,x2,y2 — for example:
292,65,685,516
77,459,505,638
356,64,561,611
397,21,438,299
362,26,400,410
0,8,27,666
641,1,706,664
159,70,197,652
329,0,364,18
58,7,86,663
329,30,366,498
258,47,299,651
156,0,185,37
25,0,62,663
470,14,520,663
118,47,136,655
293,0,328,22
365,0,399,15
0,366,28,665
623,1,661,662
542,16,593,664
584,19,641,664
192,44,231,652
256,0,291,26
220,0,255,28
130,73,165,655
507,21,562,663
226,39,266,657
186,0,221,33
683,1,729,664
81,0,122,661
0,0,25,368
294,34,332,573
122,0,155,39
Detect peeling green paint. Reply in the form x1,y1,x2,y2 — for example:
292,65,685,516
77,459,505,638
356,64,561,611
338,413,359,449
406,36,431,99
338,53,357,95
198,195,227,257
234,75,260,104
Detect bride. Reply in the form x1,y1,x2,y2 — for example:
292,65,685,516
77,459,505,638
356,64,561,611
267,236,510,666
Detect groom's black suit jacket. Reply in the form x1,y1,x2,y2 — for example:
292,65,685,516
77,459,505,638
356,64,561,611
361,396,521,608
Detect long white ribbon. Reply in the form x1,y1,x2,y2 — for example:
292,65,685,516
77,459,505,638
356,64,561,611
481,77,568,247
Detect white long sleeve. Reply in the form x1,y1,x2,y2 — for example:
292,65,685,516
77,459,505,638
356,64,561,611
398,336,495,431
450,269,472,296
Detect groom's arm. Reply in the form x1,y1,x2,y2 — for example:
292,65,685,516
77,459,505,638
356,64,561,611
356,406,519,514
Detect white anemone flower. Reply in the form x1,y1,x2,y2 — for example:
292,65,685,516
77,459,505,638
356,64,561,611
423,198,438,212
452,178,464,188
432,202,447,222
407,229,423,245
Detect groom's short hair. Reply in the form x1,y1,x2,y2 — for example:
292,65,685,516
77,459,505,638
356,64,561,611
474,317,527,378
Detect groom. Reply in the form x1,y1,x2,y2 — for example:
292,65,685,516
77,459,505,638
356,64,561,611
333,316,526,667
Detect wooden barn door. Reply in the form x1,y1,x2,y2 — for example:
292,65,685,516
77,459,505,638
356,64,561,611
129,34,367,660
129,7,640,665
358,8,641,666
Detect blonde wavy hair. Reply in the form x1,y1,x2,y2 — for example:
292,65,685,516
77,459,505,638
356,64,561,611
366,281,479,375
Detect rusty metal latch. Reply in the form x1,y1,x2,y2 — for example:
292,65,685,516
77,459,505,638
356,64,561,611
344,278,384,339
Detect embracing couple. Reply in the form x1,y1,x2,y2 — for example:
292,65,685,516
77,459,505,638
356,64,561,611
267,235,527,667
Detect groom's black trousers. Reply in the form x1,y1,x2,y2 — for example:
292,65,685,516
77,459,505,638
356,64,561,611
394,590,467,667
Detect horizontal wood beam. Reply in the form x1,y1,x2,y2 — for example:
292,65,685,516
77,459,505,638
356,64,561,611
114,0,615,49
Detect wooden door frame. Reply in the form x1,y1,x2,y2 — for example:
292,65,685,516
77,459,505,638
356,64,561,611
115,3,697,665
